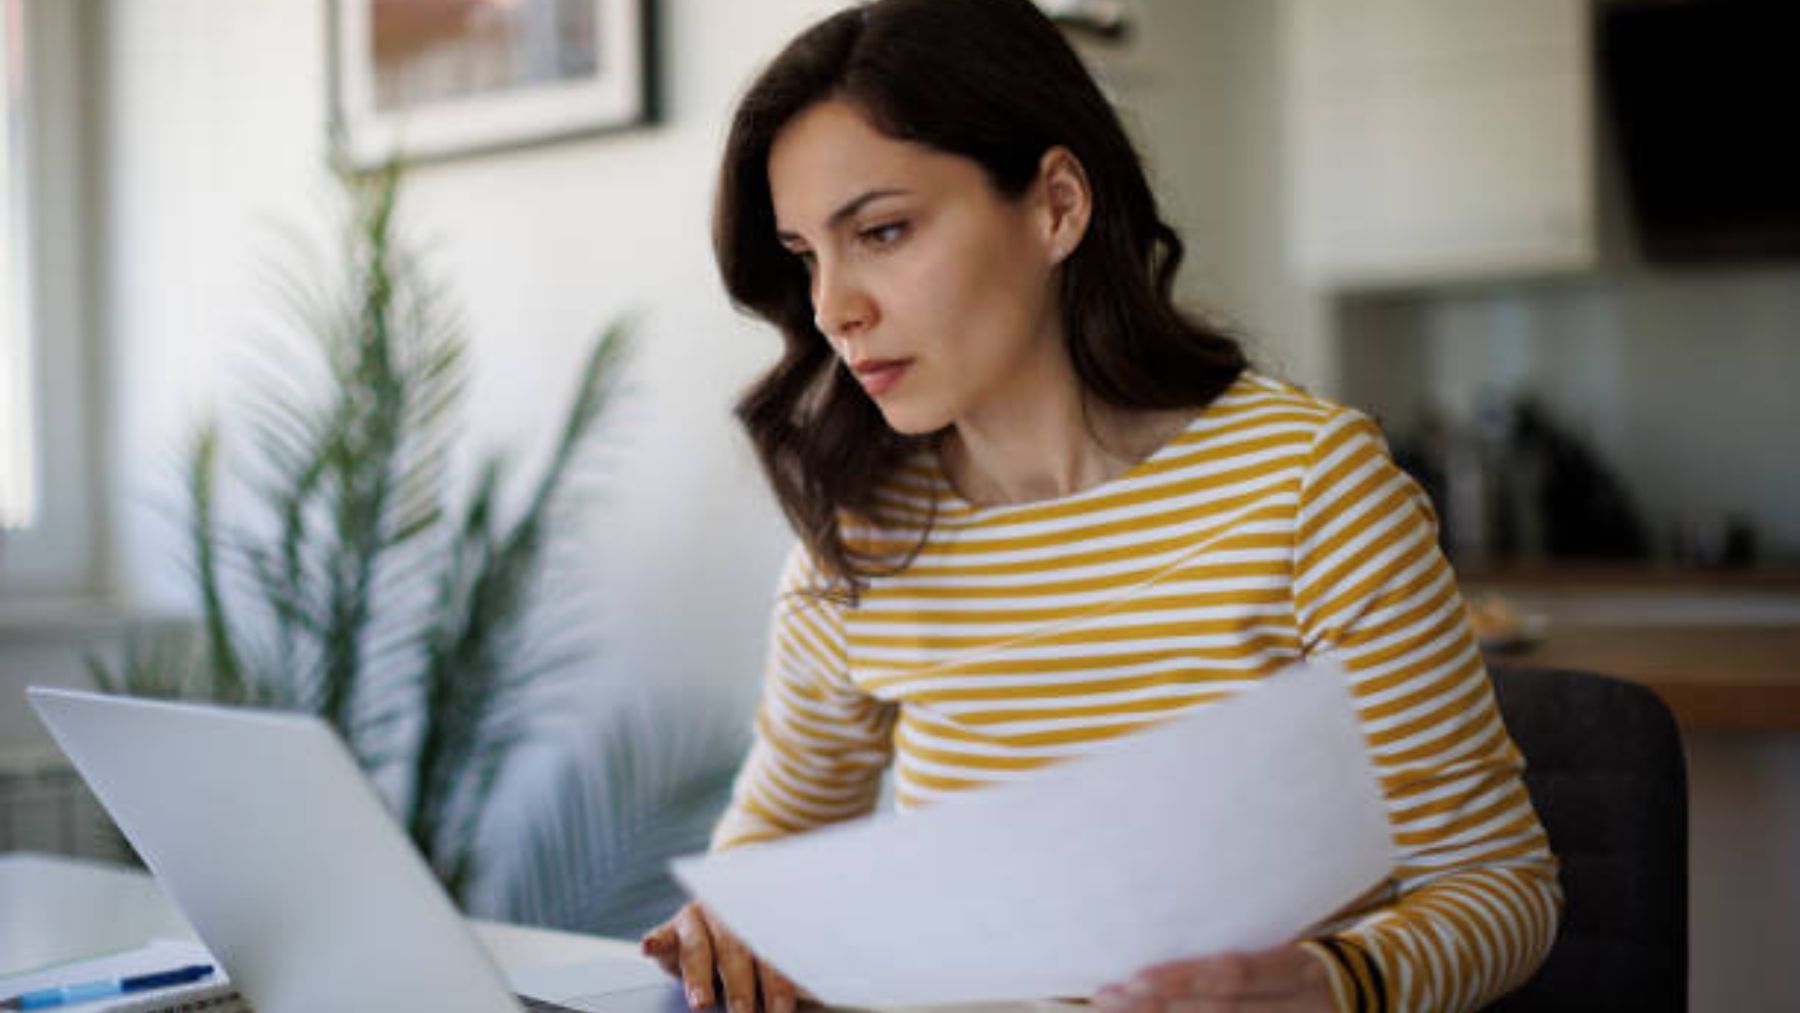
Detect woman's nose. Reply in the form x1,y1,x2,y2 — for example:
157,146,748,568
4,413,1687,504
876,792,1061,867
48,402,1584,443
812,262,876,342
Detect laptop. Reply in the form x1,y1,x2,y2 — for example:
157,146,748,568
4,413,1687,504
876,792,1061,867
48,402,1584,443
26,686,692,1013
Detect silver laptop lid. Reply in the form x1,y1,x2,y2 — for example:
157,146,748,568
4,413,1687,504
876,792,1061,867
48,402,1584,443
27,687,524,1013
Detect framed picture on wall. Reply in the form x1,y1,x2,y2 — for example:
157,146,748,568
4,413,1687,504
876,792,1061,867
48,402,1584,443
331,0,656,167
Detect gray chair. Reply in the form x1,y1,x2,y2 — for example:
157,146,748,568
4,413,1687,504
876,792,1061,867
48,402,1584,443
1479,666,1688,1012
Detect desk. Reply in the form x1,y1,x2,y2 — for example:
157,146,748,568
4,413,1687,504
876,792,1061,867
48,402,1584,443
0,851,634,980
1,853,1072,1013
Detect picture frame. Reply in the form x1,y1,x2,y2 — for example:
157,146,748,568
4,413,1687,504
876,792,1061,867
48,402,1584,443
330,0,656,168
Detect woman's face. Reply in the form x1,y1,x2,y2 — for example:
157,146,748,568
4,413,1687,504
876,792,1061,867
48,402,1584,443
767,99,1068,436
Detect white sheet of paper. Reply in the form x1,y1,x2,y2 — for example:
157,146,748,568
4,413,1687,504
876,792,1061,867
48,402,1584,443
671,659,1395,1007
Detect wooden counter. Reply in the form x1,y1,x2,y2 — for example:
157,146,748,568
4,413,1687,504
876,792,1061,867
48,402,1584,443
1491,625,1800,732
1460,562,1800,593
1466,566,1800,731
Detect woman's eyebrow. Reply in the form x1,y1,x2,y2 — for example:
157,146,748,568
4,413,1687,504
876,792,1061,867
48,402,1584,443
776,188,910,244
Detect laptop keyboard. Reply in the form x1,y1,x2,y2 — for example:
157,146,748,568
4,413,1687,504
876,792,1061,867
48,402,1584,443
104,983,251,1012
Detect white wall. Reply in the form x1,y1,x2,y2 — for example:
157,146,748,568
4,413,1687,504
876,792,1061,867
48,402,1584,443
93,0,865,723
1082,0,1327,391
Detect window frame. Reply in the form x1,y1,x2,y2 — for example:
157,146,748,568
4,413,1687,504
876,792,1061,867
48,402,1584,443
0,0,100,602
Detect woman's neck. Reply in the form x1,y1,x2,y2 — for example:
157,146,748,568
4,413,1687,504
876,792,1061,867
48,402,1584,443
942,390,1193,507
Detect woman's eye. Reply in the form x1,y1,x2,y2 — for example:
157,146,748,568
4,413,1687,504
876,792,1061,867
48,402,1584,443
860,221,908,247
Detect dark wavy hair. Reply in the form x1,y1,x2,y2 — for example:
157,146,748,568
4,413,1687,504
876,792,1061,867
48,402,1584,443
717,0,1248,599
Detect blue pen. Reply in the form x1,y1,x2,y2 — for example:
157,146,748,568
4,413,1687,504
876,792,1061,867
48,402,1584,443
2,964,215,1010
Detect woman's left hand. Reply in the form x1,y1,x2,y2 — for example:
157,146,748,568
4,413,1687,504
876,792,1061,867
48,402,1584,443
1092,944,1338,1013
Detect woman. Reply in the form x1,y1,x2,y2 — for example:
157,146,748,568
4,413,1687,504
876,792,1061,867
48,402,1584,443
641,1,1561,1010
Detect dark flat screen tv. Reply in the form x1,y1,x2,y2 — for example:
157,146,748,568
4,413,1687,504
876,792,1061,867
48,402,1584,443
1600,1,1800,263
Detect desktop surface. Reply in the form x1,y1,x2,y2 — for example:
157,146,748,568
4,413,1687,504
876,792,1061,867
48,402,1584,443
0,852,644,1008
2,852,1080,1013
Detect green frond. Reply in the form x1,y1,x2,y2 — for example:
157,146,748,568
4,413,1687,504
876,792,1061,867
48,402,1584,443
489,702,746,937
86,628,212,702
187,424,248,703
117,148,655,922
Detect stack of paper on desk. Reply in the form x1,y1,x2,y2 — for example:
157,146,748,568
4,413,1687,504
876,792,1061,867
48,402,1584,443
672,660,1395,1007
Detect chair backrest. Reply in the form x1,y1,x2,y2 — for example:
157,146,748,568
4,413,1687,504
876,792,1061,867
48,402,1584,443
1479,666,1688,1012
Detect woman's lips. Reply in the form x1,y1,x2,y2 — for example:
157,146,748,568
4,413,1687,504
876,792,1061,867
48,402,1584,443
851,358,911,397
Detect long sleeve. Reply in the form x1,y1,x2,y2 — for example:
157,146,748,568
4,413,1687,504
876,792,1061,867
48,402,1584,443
1292,411,1562,1012
710,545,898,851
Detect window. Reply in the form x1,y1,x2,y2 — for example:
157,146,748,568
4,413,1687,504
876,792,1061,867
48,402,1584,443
0,0,95,600
1,0,32,533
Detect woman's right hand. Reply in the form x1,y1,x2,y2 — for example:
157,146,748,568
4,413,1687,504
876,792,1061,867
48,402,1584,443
641,901,804,1013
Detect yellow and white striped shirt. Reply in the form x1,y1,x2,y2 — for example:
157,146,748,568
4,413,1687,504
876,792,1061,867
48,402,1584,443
713,372,1561,1012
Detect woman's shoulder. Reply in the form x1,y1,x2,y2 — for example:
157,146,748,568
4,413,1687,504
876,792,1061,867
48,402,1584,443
1209,370,1356,423
771,540,861,621
1169,370,1375,454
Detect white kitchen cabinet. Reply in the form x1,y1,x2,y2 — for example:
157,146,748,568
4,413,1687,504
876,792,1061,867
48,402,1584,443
1287,0,1596,289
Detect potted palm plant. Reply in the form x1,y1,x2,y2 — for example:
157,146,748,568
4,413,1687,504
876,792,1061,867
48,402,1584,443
92,153,742,926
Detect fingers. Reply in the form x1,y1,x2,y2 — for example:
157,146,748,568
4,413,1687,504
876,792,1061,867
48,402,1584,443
1094,945,1333,1013
704,906,762,1013
640,921,680,977
758,960,799,1013
673,903,718,1009
1143,947,1324,998
651,902,808,1013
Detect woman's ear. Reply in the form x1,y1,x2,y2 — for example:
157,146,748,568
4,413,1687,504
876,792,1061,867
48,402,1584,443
1036,146,1093,264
